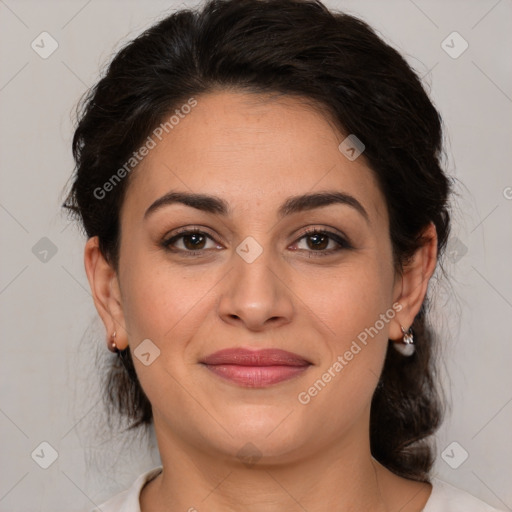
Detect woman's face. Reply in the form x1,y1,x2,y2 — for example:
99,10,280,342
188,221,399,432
102,91,407,461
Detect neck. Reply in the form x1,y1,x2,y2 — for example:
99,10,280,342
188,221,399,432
141,421,394,512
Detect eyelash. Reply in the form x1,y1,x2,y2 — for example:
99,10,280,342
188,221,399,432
161,227,352,258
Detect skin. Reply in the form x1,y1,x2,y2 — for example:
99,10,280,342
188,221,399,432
85,90,438,512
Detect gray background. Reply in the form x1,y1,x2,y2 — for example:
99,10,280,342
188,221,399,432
0,0,511,510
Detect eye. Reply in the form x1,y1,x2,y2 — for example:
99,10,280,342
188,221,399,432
161,227,352,257
161,228,221,256
291,228,352,257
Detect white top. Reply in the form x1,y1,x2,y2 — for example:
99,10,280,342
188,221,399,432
90,466,506,512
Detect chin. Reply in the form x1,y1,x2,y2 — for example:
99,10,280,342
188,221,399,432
208,409,308,461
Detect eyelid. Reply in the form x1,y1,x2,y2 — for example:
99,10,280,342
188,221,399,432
167,225,216,238
295,226,350,244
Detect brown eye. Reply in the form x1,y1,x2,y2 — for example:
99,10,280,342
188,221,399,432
292,228,352,257
162,228,219,255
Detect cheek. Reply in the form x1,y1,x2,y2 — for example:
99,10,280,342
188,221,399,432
118,251,216,414
119,241,222,350
302,254,395,396
312,257,395,343
295,268,393,428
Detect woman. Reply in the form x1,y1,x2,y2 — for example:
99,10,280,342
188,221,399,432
62,0,505,510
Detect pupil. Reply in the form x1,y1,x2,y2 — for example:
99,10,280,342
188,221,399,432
309,234,327,250
185,234,204,250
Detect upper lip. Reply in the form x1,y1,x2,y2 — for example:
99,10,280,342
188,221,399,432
200,348,311,366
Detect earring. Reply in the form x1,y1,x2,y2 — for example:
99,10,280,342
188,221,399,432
108,331,119,353
392,326,415,356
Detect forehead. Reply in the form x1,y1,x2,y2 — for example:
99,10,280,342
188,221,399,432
121,90,387,225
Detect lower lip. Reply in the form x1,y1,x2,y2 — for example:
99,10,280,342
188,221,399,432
202,364,310,387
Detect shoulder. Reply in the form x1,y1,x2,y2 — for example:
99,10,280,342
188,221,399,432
87,469,506,512
88,466,163,512
424,477,507,512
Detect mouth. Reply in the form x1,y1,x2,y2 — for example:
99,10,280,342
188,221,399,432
200,348,312,388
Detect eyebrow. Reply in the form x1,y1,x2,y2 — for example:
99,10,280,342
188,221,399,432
143,190,369,223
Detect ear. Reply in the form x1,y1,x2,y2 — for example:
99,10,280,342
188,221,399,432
84,236,128,351
389,222,438,341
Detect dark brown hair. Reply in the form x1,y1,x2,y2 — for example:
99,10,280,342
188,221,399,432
62,0,451,482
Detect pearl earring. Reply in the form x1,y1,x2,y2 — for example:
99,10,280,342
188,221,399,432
392,326,415,356
109,331,119,353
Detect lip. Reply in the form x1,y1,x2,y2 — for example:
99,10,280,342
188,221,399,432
200,348,312,388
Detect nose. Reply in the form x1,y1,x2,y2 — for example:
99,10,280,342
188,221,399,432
217,245,294,332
